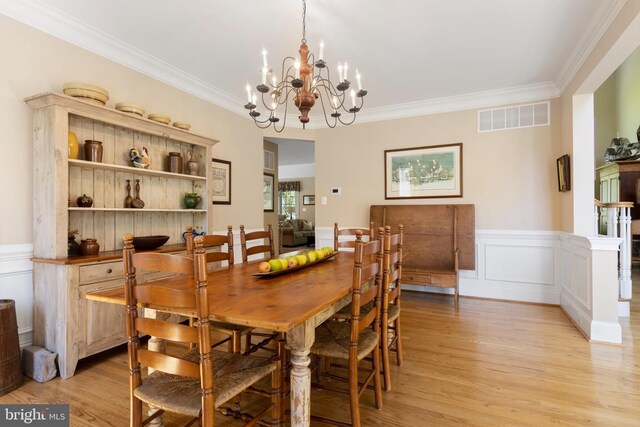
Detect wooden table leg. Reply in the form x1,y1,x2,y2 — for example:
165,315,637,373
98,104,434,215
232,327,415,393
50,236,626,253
287,322,315,427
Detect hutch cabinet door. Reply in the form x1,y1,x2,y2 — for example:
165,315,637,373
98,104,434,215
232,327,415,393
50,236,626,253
78,279,127,358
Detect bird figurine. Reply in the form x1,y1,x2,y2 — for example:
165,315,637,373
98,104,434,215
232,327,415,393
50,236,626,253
129,146,150,169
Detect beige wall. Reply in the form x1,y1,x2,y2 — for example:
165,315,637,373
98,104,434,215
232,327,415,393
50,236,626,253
594,45,640,170
298,177,315,223
10,5,632,242
0,15,265,245
314,101,562,230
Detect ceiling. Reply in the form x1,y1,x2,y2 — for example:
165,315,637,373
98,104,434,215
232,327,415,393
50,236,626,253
0,0,624,124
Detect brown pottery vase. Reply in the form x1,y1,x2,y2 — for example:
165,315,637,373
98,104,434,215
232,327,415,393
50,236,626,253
80,238,100,256
84,140,103,162
169,152,183,173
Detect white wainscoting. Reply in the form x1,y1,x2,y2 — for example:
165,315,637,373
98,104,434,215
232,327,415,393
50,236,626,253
558,233,622,344
461,230,561,304
1,229,624,347
0,229,260,351
317,227,623,343
316,228,561,304
0,244,33,348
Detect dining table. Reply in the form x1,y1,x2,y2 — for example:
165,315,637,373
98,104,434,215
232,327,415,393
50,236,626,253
86,250,356,427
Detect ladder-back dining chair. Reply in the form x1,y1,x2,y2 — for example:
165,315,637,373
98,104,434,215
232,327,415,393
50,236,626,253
239,224,283,357
122,234,283,426
240,224,274,262
185,227,252,353
310,229,384,427
381,224,404,391
334,221,374,252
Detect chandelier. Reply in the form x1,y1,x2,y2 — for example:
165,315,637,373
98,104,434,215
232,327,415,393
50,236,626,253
244,0,367,132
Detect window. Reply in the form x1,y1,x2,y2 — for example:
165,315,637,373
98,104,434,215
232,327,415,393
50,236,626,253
279,191,297,219
278,181,302,219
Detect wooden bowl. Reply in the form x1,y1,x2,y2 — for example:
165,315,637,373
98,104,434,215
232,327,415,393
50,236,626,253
132,235,169,250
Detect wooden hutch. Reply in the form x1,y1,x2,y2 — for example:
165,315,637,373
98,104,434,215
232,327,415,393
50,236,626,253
26,92,218,378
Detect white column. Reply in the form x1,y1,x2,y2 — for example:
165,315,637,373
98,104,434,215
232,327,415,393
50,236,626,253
607,207,619,238
619,207,632,301
594,204,600,235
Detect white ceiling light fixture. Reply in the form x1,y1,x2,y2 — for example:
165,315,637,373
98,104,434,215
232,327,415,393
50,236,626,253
244,0,367,132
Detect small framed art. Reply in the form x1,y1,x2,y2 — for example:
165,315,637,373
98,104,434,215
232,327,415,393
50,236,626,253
211,158,231,204
263,173,274,212
556,154,570,192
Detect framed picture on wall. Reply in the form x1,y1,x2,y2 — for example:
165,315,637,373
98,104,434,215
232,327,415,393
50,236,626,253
303,195,315,205
384,143,463,199
263,173,274,212
556,154,570,192
211,158,231,204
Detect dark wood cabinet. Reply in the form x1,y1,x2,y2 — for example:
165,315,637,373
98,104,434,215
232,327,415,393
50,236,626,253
596,160,640,231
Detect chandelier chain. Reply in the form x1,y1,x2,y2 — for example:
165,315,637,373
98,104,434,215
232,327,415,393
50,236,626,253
301,0,307,43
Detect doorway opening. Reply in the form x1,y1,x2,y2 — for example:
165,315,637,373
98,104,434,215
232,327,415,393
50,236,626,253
263,137,315,253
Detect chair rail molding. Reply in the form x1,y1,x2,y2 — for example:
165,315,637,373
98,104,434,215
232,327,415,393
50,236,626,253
0,243,34,348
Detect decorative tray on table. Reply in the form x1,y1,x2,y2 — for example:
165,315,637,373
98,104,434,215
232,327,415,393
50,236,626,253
253,247,337,278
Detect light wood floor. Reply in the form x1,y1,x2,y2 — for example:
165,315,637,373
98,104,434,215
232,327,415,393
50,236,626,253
3,285,640,426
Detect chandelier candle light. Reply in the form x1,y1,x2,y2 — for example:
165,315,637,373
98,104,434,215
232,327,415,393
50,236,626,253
244,0,367,132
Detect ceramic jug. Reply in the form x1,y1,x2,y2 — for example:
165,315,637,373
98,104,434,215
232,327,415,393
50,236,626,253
182,228,205,241
186,150,199,176
184,192,202,209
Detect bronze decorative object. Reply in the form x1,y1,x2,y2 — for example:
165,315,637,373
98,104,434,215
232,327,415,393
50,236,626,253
132,179,145,209
124,180,133,208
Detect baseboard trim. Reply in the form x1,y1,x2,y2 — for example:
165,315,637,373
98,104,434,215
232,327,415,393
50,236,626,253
560,290,622,344
19,327,33,349
590,321,622,344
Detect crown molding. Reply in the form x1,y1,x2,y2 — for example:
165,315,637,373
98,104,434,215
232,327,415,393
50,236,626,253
555,0,627,93
0,0,248,117
305,82,560,128
0,0,577,128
